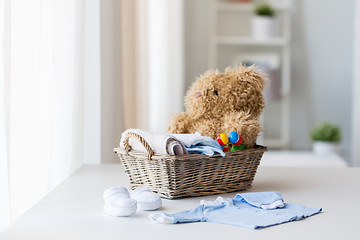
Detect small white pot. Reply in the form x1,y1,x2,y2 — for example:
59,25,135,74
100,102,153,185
312,141,340,155
252,16,275,40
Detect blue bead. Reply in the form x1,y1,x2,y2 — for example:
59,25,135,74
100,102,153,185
228,132,239,144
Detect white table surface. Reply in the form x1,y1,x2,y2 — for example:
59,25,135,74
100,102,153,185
1,164,359,240
260,151,348,168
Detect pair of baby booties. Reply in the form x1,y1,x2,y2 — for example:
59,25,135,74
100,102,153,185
103,186,162,217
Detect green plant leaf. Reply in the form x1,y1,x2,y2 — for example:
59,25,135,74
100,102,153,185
255,3,275,17
310,122,341,142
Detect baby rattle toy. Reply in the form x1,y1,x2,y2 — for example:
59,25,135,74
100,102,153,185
217,133,229,152
217,132,246,152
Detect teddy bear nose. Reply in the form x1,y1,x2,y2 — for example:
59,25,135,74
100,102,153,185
195,92,202,98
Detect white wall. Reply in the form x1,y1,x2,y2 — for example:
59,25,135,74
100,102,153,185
184,0,354,164
100,0,123,163
352,0,360,167
82,0,123,164
83,0,101,164
184,0,210,98
290,0,353,161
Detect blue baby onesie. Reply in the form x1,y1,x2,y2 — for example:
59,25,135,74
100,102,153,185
172,132,225,157
149,192,322,230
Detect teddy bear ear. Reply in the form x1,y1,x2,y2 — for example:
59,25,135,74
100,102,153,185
246,65,267,91
231,64,267,92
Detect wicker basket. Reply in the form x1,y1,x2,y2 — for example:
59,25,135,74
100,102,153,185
114,132,267,199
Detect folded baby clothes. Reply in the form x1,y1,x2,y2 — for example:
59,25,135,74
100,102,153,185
172,132,225,157
120,129,187,155
149,191,322,230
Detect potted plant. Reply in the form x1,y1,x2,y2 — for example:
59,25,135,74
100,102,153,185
252,3,275,40
310,122,341,155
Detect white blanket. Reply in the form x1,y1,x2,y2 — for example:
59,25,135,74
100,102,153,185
120,129,187,155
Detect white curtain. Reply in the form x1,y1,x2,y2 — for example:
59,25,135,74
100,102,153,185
0,0,87,231
135,0,184,133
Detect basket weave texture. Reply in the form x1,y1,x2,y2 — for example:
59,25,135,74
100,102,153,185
114,132,267,199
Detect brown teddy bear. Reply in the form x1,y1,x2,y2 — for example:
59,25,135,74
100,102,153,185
168,65,266,148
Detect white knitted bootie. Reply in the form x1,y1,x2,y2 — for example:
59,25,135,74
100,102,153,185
103,186,137,217
130,187,162,211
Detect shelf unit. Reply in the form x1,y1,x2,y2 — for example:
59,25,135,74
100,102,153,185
209,0,291,149
217,1,289,11
216,36,288,45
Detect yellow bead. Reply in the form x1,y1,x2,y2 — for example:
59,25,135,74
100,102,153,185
217,133,229,145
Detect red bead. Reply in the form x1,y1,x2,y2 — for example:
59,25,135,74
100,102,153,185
231,136,243,146
217,133,229,145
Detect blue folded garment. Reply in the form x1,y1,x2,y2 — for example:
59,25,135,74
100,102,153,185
149,191,322,230
234,191,285,209
172,132,225,157
186,145,226,157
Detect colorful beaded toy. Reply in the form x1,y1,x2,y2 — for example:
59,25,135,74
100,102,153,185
217,132,246,152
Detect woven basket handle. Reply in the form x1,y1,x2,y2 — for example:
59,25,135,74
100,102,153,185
123,132,155,160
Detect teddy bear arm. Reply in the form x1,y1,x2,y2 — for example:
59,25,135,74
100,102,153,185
168,112,192,134
222,113,262,148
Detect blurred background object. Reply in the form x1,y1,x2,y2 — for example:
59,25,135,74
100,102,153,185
311,122,342,155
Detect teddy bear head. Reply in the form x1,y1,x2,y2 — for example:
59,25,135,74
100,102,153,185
184,65,266,119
